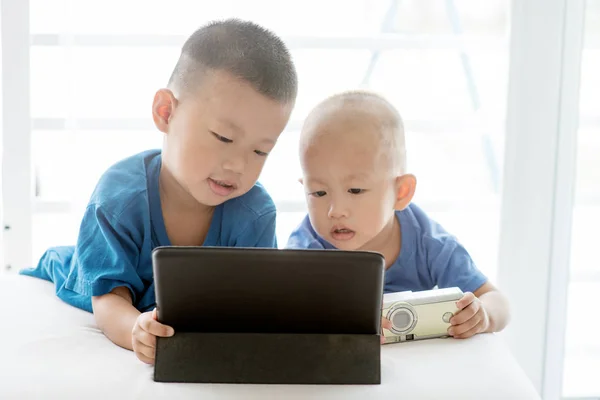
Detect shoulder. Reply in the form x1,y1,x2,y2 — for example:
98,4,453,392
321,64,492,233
397,203,454,243
285,214,324,249
87,149,160,219
401,204,483,280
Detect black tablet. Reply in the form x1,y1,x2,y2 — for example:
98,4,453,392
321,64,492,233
152,247,385,335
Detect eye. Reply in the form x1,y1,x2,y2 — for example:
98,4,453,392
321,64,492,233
310,191,327,198
254,150,269,157
212,131,233,143
348,188,364,194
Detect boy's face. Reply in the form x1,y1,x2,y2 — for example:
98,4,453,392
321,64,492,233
154,70,293,206
300,115,403,251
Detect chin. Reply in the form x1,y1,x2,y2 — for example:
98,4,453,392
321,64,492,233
190,189,230,207
336,244,359,251
326,237,360,251
199,197,224,207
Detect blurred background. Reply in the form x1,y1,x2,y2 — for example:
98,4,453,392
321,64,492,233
1,1,598,398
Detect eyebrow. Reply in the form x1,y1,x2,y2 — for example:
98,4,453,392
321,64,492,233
305,173,370,186
217,118,243,134
344,173,370,182
217,118,276,145
305,177,326,185
260,138,276,145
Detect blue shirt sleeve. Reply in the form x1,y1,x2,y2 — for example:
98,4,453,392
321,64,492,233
425,234,488,294
285,215,325,249
234,210,278,248
64,202,144,303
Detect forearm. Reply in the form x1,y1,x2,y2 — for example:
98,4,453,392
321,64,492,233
92,291,140,351
478,290,510,333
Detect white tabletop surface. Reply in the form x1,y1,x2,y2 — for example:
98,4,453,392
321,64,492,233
0,274,540,400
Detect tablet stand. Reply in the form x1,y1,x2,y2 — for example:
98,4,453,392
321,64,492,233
154,332,381,384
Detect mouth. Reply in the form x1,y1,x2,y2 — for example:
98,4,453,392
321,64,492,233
330,226,356,241
208,178,237,196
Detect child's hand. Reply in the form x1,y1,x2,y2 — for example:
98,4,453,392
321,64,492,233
381,317,392,344
448,292,489,339
131,308,174,364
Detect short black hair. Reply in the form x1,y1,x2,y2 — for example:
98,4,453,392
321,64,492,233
168,19,297,104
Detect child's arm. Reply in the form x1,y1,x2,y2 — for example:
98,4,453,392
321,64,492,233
474,282,510,333
420,220,510,338
92,287,139,350
92,287,174,364
448,282,511,339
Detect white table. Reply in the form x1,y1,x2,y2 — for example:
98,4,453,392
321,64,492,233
0,274,540,400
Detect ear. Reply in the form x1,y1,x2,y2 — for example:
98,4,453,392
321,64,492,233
393,174,416,211
152,89,178,134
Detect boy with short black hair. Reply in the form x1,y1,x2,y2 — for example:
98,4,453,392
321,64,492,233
22,19,298,364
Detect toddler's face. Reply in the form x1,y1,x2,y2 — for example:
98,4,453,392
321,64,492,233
160,70,292,206
300,117,398,251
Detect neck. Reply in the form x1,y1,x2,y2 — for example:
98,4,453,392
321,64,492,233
360,214,401,269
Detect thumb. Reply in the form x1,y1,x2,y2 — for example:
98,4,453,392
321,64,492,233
382,318,392,330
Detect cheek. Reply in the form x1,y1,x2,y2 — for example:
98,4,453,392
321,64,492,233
307,197,326,212
356,196,391,229
244,156,268,178
235,156,268,193
307,212,328,238
173,138,219,181
306,199,329,226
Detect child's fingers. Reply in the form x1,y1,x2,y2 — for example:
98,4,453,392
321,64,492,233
133,340,156,363
381,317,392,330
452,322,482,339
448,313,481,337
137,342,155,360
137,354,154,365
139,313,174,337
135,349,155,365
135,329,157,348
380,317,392,345
456,292,475,310
450,300,480,326
144,319,175,337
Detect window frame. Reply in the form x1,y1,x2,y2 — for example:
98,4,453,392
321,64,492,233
496,0,586,399
1,0,33,273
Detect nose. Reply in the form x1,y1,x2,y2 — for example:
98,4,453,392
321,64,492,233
222,150,247,175
327,199,349,219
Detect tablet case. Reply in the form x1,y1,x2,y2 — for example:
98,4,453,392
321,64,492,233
152,247,384,384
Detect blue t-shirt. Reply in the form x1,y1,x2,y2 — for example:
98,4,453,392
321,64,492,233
20,149,277,313
286,204,487,294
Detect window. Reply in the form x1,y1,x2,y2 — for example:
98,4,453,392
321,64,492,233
562,1,600,397
27,0,510,285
